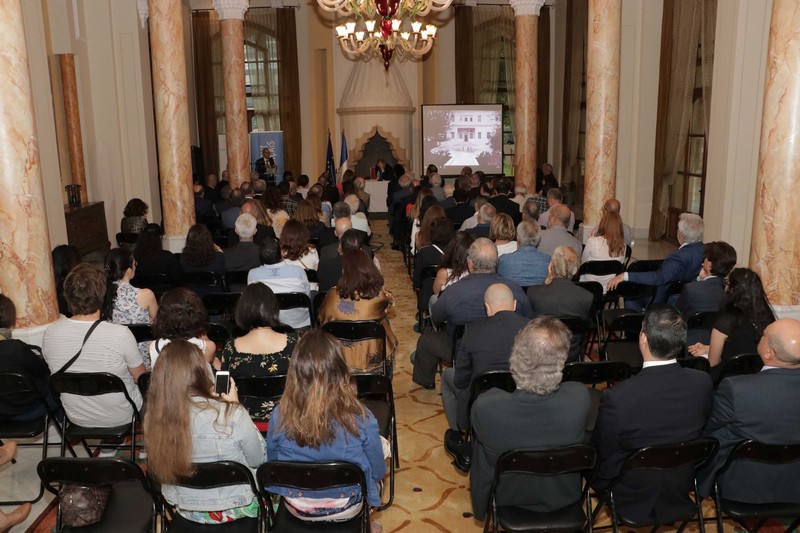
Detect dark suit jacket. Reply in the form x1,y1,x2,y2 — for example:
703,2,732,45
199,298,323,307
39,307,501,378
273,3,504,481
466,224,490,239
675,277,725,318
527,279,593,319
627,242,704,303
446,203,474,228
227,224,275,247
317,256,342,292
489,195,522,225
592,363,714,523
471,383,591,520
223,242,261,272
698,368,800,502
439,197,456,211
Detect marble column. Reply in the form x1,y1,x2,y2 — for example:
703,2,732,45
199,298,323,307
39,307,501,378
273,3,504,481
214,0,250,188
0,0,59,328
148,0,195,250
510,0,545,193
750,0,800,314
583,0,621,228
59,54,88,204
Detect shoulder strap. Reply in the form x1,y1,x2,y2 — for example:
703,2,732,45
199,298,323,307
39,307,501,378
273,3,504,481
55,320,101,375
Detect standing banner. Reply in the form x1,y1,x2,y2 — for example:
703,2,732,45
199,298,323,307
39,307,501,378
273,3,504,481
250,131,284,181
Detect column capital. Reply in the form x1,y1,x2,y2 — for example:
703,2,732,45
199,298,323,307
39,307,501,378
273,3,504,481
510,0,545,17
213,0,250,20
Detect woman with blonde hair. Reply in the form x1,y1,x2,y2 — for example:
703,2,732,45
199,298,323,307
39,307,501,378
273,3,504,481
266,330,386,530
144,340,265,526
580,210,626,291
489,213,518,256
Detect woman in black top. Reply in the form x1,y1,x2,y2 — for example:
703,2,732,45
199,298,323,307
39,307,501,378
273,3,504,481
180,224,225,275
132,223,181,284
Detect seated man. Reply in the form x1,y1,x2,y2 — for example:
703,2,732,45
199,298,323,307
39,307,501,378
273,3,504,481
592,304,713,524
607,213,705,309
488,177,522,225
465,203,496,240
675,240,736,318
537,204,582,258
498,220,550,287
227,199,276,247
527,246,593,320
445,188,474,228
411,238,532,389
317,228,368,292
223,214,261,272
470,317,591,521
442,284,530,468
697,318,800,503
247,239,310,329
538,187,576,232
459,196,489,232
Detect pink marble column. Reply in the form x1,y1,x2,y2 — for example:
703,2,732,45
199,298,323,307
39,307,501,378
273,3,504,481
148,0,195,246
750,0,800,309
214,0,250,188
510,0,545,193
583,0,621,227
59,54,88,204
0,0,59,327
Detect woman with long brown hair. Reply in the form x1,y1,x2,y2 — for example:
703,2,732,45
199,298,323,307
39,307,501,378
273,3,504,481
266,331,386,529
580,210,626,292
280,219,319,272
181,224,225,275
318,250,397,375
144,340,265,526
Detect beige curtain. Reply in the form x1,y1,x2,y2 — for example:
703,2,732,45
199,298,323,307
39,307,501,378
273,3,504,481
561,0,587,185
454,6,474,104
245,9,281,132
472,6,515,134
700,0,717,134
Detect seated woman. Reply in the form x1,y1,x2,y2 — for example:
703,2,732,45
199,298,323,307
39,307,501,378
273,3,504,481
260,188,290,238
221,284,297,425
51,244,81,316
318,250,397,375
42,264,145,428
0,295,54,422
689,267,775,380
280,219,320,274
149,288,217,368
490,213,518,256
413,216,454,289
294,199,328,242
132,223,180,285
409,191,436,255
266,331,387,529
180,224,225,276
307,187,332,226
580,210,626,292
433,231,476,295
120,198,148,234
144,340,265,526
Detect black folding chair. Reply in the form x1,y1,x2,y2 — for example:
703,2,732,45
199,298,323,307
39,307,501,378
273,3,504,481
468,371,517,418
125,324,155,345
416,264,439,333
676,357,711,373
234,376,287,432
0,372,74,504
713,440,800,533
486,445,598,533
554,316,590,363
601,313,645,372
574,260,625,282
714,353,763,387
276,292,313,329
180,271,225,295
116,232,139,248
305,269,318,285
322,320,387,376
626,259,663,273
132,273,173,297
202,292,241,323
575,281,605,359
38,457,157,533
224,270,249,293
153,461,263,532
353,374,397,510
562,361,631,433
50,372,141,459
257,461,369,532
593,438,719,533
312,291,327,326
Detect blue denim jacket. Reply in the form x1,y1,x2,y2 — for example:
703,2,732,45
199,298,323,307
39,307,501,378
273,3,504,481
266,405,387,506
162,399,266,511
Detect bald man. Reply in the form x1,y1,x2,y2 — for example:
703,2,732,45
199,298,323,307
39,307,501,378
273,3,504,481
442,284,531,471
697,318,800,502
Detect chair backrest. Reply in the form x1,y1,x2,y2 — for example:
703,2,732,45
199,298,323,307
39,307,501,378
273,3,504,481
205,323,232,349
275,292,312,313
576,260,625,279
494,445,597,479
450,323,466,363
38,457,149,496
116,232,139,247
257,460,367,495
617,438,718,474
172,461,260,494
468,371,516,415
202,292,242,317
0,372,39,395
553,316,589,363
626,259,663,273
723,440,800,467
624,244,633,267
181,271,224,289
686,311,719,330
234,376,287,405
715,352,763,386
562,361,632,385
312,291,327,324
305,269,318,284
417,264,439,312
606,312,645,333
574,281,605,318
352,374,393,403
322,320,385,343
606,281,656,305
126,324,155,344
667,281,686,299
133,273,172,291
51,372,140,420
676,357,711,373
224,270,249,291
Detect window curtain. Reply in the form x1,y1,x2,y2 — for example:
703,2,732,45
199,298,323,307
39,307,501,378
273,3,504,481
276,8,302,177
561,0,587,186
454,6,474,104
245,9,280,132
649,0,714,239
192,12,221,177
536,6,550,168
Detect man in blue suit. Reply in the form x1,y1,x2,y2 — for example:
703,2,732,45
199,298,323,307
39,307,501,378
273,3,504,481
675,241,736,318
607,213,705,310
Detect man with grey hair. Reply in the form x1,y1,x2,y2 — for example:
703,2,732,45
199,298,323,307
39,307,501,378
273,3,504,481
460,195,489,231
439,182,456,210
442,284,530,471
521,197,541,222
252,179,267,196
466,203,496,239
511,183,530,211
537,204,583,258
224,213,261,271
538,187,576,231
240,181,254,198
469,317,591,521
607,212,705,308
498,221,550,287
411,238,532,389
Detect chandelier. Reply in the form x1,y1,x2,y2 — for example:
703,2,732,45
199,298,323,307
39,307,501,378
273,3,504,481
319,0,450,70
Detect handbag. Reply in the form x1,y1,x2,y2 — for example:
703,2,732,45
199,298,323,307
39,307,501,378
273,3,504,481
59,485,111,527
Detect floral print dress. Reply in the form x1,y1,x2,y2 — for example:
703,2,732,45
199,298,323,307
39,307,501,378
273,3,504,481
111,281,152,368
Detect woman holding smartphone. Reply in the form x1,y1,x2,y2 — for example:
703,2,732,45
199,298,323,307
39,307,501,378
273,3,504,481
144,340,265,526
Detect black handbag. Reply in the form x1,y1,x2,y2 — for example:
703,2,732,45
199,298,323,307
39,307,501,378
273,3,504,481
59,485,111,527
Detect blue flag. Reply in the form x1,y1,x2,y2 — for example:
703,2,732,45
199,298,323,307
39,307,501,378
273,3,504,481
326,132,337,184
339,131,348,176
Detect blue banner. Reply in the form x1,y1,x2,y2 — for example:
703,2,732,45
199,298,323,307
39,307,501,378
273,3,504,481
250,131,284,181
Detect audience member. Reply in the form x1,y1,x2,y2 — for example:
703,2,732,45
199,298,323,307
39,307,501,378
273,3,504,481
580,210,626,292
537,204,582,258
121,198,149,234
248,239,311,329
132,224,180,284
697,318,800,502
317,228,368,292
521,197,541,223
538,188,575,232
470,317,590,521
608,213,705,307
145,340,264,526
354,176,371,210
42,264,145,429
440,182,456,210
193,184,215,225
489,213,518,256
260,187,290,237
222,189,246,229
488,177,521,225
433,231,475,295
228,199,276,247
466,203,496,239
279,219,320,273
149,288,217,368
344,193,371,235
415,204,446,252
296,174,311,199
52,244,81,316
498,220,550,287
411,238,532,389
224,214,262,271
601,198,633,246
445,188,473,228
460,195,488,231
675,241,737,318
214,185,233,217
429,173,445,201
181,224,225,276
592,304,713,524
294,199,330,244
204,173,220,203
511,184,530,211
413,217,454,289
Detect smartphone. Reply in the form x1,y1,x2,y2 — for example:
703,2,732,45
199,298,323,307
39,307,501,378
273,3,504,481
215,371,230,395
